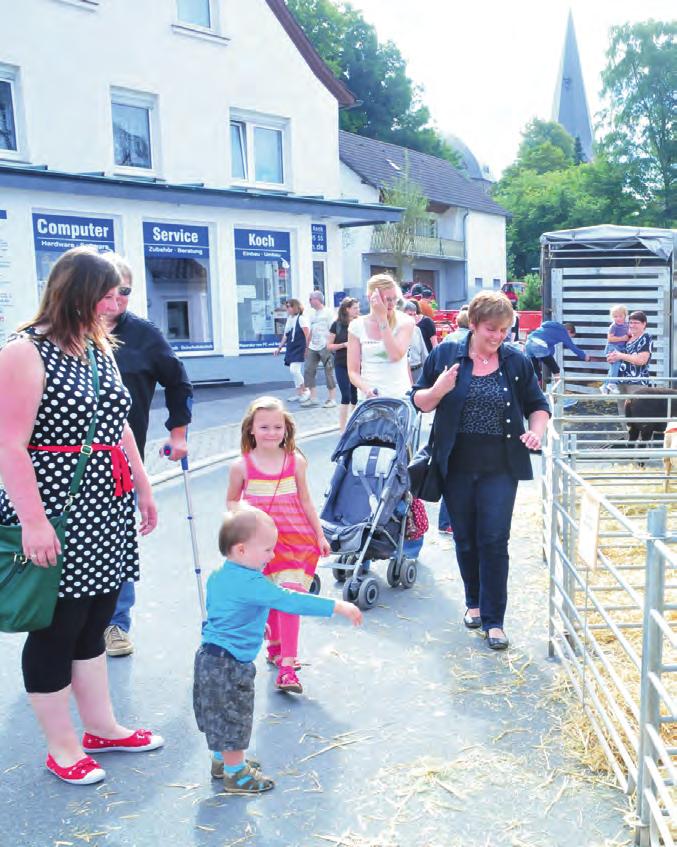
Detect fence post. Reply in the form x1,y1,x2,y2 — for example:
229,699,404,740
635,507,666,845
547,425,562,658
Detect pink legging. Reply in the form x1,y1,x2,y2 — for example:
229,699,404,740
267,581,306,659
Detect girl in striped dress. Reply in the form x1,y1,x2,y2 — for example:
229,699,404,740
227,397,330,694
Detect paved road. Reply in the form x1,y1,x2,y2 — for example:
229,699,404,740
0,432,631,847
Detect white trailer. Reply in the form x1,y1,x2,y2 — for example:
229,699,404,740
540,225,676,388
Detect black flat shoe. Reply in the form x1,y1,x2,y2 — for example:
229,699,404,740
486,631,509,650
463,610,482,629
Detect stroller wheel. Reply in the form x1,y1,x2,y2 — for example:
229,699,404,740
399,559,418,589
386,558,399,587
357,577,380,610
342,579,359,604
332,568,347,583
309,574,321,595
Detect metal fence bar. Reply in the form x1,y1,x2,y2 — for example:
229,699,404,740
544,397,677,842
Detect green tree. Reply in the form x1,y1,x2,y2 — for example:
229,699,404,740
494,153,639,277
373,165,429,280
286,0,460,165
517,273,542,311
599,20,676,227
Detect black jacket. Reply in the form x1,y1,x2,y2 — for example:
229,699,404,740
112,311,193,458
411,335,550,481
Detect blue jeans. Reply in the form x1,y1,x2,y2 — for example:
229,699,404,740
335,364,357,406
442,471,518,630
110,580,135,632
438,499,452,531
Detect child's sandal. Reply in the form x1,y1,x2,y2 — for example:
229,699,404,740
266,644,281,666
276,665,303,694
211,754,261,779
220,762,275,795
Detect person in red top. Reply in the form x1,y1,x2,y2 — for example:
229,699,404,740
418,288,436,318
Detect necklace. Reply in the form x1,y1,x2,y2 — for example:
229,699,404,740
470,343,491,366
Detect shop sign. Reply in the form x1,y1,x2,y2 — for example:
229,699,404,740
311,223,327,253
32,213,115,253
143,222,209,258
171,340,215,352
234,228,290,262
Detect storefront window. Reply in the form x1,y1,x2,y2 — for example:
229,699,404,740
143,221,213,352
234,228,291,350
32,212,116,294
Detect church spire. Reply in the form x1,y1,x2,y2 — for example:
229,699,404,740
552,10,593,161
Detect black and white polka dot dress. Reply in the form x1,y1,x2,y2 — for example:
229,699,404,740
0,333,139,598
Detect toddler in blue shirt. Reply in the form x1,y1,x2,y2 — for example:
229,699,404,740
193,505,362,794
602,304,629,393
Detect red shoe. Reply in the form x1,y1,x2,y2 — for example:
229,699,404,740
276,666,303,694
46,754,105,785
82,728,164,753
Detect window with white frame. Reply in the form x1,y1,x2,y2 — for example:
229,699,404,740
111,89,157,171
230,113,287,187
0,80,17,152
176,0,211,28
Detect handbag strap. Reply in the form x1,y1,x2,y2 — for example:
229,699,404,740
60,342,100,518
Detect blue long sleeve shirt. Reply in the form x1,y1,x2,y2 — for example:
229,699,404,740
525,321,587,361
201,560,335,662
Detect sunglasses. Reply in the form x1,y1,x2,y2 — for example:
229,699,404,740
118,287,132,296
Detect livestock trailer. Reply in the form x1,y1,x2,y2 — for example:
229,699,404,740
541,225,676,389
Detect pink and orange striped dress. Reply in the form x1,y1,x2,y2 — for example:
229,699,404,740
242,451,319,590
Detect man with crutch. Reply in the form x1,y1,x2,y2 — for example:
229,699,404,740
102,256,193,656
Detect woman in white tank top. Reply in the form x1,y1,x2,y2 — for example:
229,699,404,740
347,274,414,401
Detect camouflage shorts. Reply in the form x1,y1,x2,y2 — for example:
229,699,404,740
193,645,256,752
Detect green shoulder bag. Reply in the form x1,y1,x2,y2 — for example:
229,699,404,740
0,343,100,632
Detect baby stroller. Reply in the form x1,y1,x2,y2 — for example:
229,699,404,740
320,397,422,610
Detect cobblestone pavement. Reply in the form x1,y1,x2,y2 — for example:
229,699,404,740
0,432,632,847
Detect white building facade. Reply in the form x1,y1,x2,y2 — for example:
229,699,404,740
0,0,398,381
339,131,508,308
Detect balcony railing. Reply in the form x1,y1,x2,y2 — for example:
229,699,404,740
370,229,464,260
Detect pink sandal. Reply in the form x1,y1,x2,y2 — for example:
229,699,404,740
266,644,301,669
82,729,164,753
276,666,303,694
46,754,105,785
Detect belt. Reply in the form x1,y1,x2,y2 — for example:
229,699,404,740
28,442,133,497
202,642,237,660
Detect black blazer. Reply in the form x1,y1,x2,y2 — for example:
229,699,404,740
411,335,550,481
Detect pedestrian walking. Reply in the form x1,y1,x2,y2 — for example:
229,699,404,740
274,299,310,403
301,290,337,408
525,320,590,384
403,298,438,352
193,506,361,793
0,247,162,786
327,296,360,431
347,274,414,400
412,291,550,650
102,256,193,658
226,397,331,694
402,300,428,384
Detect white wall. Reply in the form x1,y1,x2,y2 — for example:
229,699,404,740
0,0,340,197
465,211,507,289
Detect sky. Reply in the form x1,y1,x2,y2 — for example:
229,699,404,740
348,0,675,177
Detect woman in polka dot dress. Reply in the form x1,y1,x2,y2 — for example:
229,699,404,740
0,247,162,786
